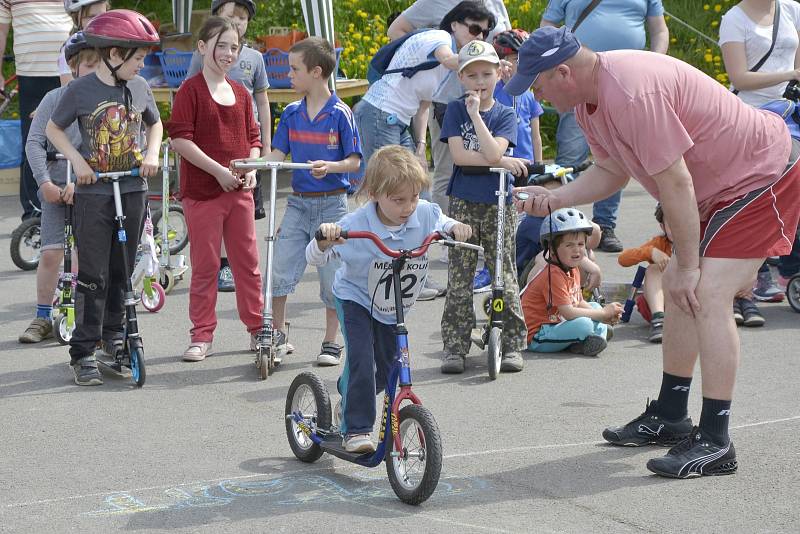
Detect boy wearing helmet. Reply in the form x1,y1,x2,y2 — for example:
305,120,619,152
59,0,110,85
522,208,622,357
186,0,271,292
45,9,163,386
18,33,99,345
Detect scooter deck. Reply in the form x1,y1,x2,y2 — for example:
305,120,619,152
318,432,379,463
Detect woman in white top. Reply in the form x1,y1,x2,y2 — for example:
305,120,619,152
719,0,800,107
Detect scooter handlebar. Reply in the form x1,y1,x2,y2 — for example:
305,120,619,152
313,229,483,257
231,159,315,171
461,162,546,176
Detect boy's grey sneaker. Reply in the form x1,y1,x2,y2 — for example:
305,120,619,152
18,317,53,343
568,334,607,356
71,355,103,386
418,277,446,301
739,298,765,327
317,341,343,366
343,433,376,454
500,351,524,372
602,399,693,447
732,299,744,325
752,270,784,302
217,265,235,292
440,352,465,374
646,427,737,478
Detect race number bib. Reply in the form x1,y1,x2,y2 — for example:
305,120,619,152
366,255,429,316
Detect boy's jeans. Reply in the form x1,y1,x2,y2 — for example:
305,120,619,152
528,302,608,352
556,110,621,229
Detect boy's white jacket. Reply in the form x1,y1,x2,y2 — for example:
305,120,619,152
306,199,456,324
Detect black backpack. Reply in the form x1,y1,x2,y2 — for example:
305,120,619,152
366,28,446,84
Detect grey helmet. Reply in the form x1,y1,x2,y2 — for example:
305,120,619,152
211,0,256,19
539,208,593,249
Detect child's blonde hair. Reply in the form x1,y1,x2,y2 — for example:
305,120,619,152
356,145,431,203
67,48,100,73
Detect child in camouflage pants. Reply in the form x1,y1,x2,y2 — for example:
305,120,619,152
438,40,528,374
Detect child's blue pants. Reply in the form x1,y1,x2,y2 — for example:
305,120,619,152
528,301,608,352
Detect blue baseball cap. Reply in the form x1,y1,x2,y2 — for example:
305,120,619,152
505,26,581,96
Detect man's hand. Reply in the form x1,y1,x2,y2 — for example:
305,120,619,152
651,247,670,272
450,222,472,242
664,261,702,316
74,159,97,185
512,185,561,216
241,170,257,191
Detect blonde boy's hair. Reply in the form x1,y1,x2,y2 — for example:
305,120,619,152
356,145,431,203
67,48,100,73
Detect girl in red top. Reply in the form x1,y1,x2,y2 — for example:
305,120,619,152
168,16,263,362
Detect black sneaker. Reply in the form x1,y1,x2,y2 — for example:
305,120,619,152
732,299,744,326
602,399,693,446
598,226,623,253
648,318,663,343
738,297,765,327
568,334,607,356
646,427,738,478
71,355,103,386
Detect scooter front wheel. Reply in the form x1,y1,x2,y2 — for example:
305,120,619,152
53,313,74,345
160,269,176,294
256,346,270,380
386,404,442,505
141,282,166,312
130,345,146,387
285,372,331,463
487,326,502,380
788,275,800,313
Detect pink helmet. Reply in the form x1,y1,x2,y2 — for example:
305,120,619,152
84,9,160,49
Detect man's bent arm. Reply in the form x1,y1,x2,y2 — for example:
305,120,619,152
652,156,700,270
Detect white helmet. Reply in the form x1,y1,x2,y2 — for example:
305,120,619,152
63,0,106,13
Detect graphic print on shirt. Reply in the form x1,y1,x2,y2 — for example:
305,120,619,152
460,120,480,151
82,101,144,172
367,255,428,315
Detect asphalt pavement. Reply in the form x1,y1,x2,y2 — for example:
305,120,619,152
1,176,798,533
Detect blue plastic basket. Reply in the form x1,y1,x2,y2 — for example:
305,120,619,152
263,47,342,89
156,48,194,88
0,120,22,169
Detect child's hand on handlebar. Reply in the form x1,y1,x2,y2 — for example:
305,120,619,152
140,154,159,178
74,158,96,185
316,223,346,250
241,170,257,191
215,168,242,192
449,222,472,242
500,156,530,178
62,182,75,205
310,160,330,178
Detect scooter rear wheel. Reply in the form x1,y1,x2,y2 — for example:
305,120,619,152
53,313,73,345
130,345,146,387
285,372,330,463
487,326,502,380
386,404,442,505
160,269,176,294
141,282,166,312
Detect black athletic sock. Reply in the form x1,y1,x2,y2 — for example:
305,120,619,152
699,397,731,446
651,311,664,322
220,257,229,270
656,372,692,420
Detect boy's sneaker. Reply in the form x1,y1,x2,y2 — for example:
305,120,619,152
738,298,765,327
602,399,693,447
417,277,446,301
473,267,491,293
598,226,623,253
18,317,53,343
274,329,295,354
343,433,376,454
568,334,607,357
648,318,663,343
217,265,235,292
732,299,744,326
646,427,737,478
182,342,213,362
500,351,524,372
440,352,465,374
317,341,343,366
752,270,785,302
71,355,103,386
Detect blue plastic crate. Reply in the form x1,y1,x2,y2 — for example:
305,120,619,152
156,48,194,88
263,47,342,89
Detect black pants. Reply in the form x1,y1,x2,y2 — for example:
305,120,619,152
18,75,61,220
69,191,147,361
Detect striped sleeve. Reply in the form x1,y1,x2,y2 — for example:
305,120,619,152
5,1,73,76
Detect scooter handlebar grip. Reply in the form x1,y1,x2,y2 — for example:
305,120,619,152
314,229,348,241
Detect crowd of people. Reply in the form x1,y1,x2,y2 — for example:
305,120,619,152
4,0,799,475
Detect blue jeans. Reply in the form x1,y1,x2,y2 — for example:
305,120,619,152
354,100,413,176
272,194,346,307
515,214,544,276
528,302,608,352
556,110,621,229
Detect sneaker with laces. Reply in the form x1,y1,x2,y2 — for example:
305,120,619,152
646,427,737,478
602,399,693,447
317,341,343,366
598,226,623,253
217,265,235,292
473,267,491,293
500,351,524,372
732,299,744,326
343,433,375,453
274,329,295,354
568,334,608,356
440,351,465,374
71,355,103,386
738,297,765,327
752,270,785,302
18,317,54,343
183,342,213,362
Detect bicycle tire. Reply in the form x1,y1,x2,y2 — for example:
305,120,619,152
385,404,442,505
10,217,42,271
285,372,331,463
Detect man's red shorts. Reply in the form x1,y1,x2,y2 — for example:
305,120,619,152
700,147,800,259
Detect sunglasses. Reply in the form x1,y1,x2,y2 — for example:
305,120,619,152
463,22,489,38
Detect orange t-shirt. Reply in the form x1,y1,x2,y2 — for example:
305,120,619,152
521,264,582,344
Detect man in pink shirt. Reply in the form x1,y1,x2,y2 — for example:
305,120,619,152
508,26,800,479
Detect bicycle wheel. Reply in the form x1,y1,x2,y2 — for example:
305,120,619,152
788,275,800,313
386,404,442,505
152,205,188,255
285,372,331,463
129,345,146,387
141,281,165,312
53,313,74,345
487,326,501,380
10,217,42,271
